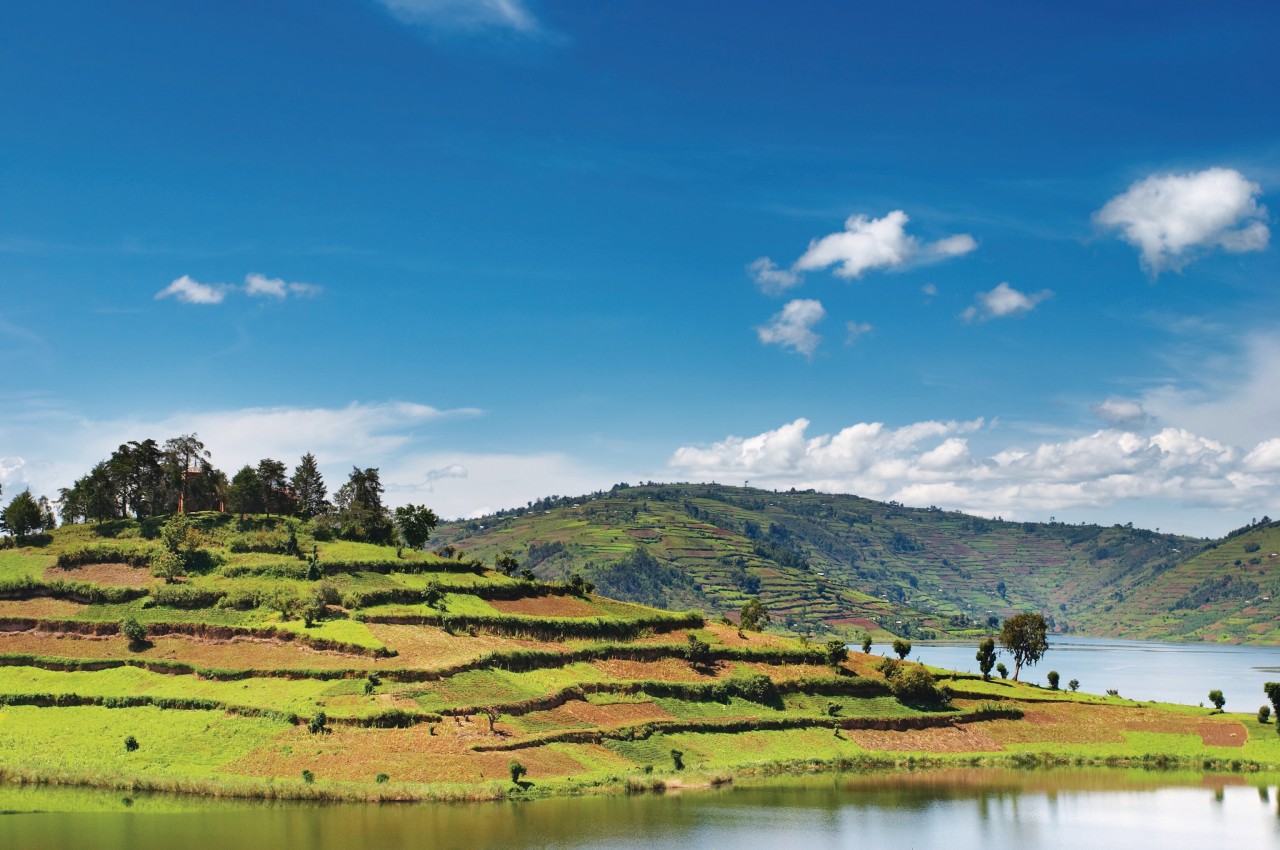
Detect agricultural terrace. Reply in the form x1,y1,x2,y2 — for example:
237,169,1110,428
0,516,1275,802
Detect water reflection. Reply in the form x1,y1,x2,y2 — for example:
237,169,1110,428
4,769,1277,850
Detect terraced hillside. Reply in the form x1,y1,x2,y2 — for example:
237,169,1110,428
1073,519,1280,642
438,484,1213,641
0,513,1270,801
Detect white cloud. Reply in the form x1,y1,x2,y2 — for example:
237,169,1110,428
845,321,873,345
750,210,976,292
1091,398,1150,429
921,283,938,297
244,273,322,299
1095,167,1269,273
668,416,1280,529
961,282,1052,322
756,299,825,357
155,275,227,305
375,0,537,32
746,257,801,294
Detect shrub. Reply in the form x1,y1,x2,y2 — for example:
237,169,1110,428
123,735,139,752
996,662,1008,680
975,638,996,681
1209,689,1225,711
825,640,850,671
670,749,684,771
686,634,712,669
301,770,315,784
120,616,147,647
1258,705,1271,724
375,773,389,784
876,657,903,680
892,638,912,660
1047,671,1060,690
150,550,186,584
1068,678,1080,692
888,666,950,707
308,711,329,735
732,672,779,705
826,701,841,717
860,634,872,654
508,760,527,785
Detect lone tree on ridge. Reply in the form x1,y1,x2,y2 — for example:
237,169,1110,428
998,613,1049,682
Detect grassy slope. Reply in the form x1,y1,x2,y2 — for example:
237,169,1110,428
0,515,1274,803
435,484,1262,643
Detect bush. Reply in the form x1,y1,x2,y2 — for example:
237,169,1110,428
308,711,329,735
1209,689,1226,711
1047,670,1060,690
301,770,315,784
670,749,684,771
825,640,850,670
686,634,713,669
1259,705,1271,724
731,673,779,705
996,662,1009,680
375,773,390,784
508,760,527,785
888,666,950,707
876,657,903,680
860,634,873,654
123,735,139,752
1068,678,1080,692
892,638,912,660
120,616,147,647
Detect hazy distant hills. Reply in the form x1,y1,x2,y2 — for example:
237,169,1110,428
437,484,1280,644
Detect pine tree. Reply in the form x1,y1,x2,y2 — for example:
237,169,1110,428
290,453,328,518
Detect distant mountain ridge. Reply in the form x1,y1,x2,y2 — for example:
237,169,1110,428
437,483,1279,644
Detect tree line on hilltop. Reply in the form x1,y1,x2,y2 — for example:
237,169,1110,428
1,433,437,549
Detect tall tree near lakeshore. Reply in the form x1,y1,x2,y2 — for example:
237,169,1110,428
290,453,328,519
164,434,210,514
226,466,264,518
976,637,997,681
256,458,292,518
999,613,1049,682
2,489,45,543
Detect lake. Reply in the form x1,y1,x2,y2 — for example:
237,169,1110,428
876,636,1280,709
2,769,1278,849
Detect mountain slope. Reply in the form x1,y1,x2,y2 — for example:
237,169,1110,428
435,483,1259,642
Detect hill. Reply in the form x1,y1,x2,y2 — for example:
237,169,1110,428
435,483,1276,645
0,513,1272,801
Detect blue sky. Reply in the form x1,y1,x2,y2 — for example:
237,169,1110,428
2,1,1279,536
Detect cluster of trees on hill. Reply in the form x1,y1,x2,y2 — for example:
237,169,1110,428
1,433,437,549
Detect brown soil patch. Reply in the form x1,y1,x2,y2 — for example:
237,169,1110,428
848,724,1003,753
825,617,879,632
487,596,602,617
0,599,88,619
225,722,591,784
44,563,156,588
740,662,831,682
367,624,563,669
591,657,717,682
532,699,673,729
1196,721,1247,747
0,630,385,671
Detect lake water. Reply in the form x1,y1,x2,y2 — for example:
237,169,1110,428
876,636,1280,709
2,769,1278,849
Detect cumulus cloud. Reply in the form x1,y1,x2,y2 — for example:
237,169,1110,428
756,299,826,357
845,321,873,345
375,0,538,32
1095,167,1269,273
155,275,227,305
244,273,322,299
749,210,976,293
668,416,1280,528
1092,398,1151,429
961,282,1052,322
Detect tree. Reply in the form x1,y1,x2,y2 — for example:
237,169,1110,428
1068,678,1080,692
330,467,393,544
227,466,264,517
686,634,712,669
1264,682,1280,719
394,504,439,551
2,490,44,543
1209,689,1225,711
892,638,912,660
1047,670,1060,690
151,549,186,584
256,458,292,517
825,640,850,671
1259,705,1270,724
121,616,148,648
670,749,685,771
996,662,1009,680
163,434,210,514
494,551,520,577
739,597,770,632
998,613,1049,681
975,638,997,681
861,633,873,654
568,572,594,597
290,453,329,519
